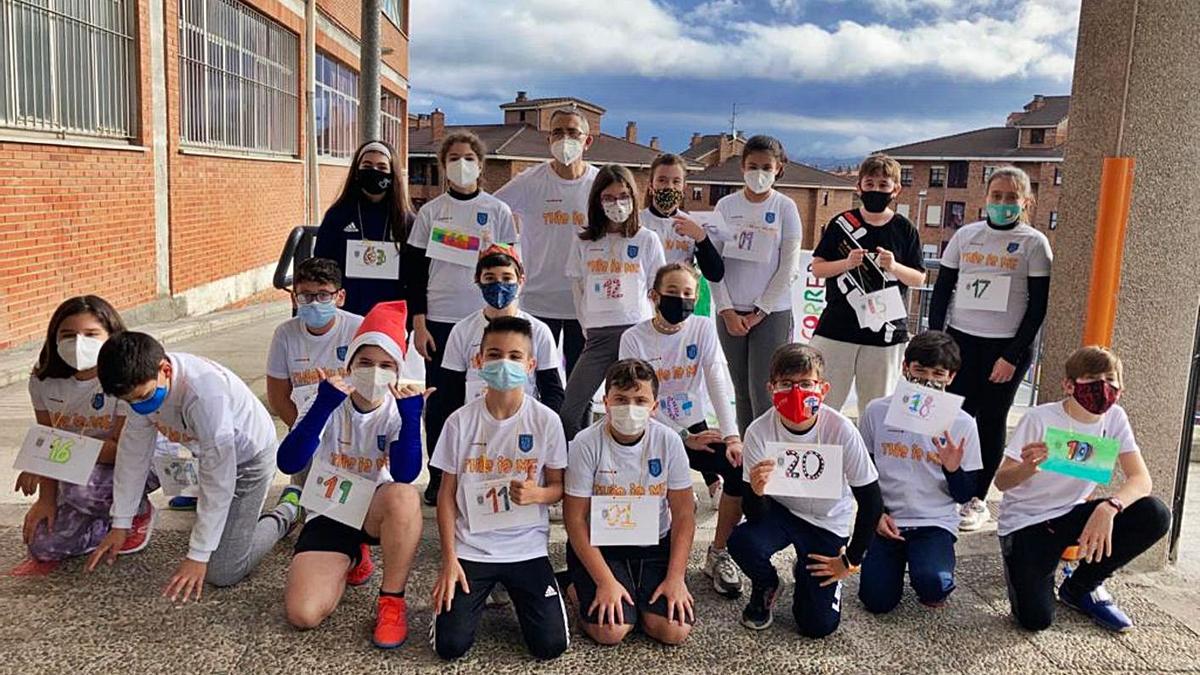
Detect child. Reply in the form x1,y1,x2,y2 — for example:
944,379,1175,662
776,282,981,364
405,130,518,505
89,332,299,600
277,301,426,649
563,359,695,647
640,153,724,283
930,166,1053,532
810,153,925,414
709,135,803,435
440,244,563,413
857,331,982,613
618,262,746,597
430,316,570,661
19,296,155,572
728,344,882,637
560,165,666,440
266,256,364,428
995,346,1169,632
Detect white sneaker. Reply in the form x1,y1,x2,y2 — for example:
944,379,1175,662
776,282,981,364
708,477,724,511
704,546,744,597
958,498,990,532
548,502,564,522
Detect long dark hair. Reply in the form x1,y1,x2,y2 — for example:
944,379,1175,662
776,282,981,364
333,140,414,246
581,164,641,241
34,295,127,380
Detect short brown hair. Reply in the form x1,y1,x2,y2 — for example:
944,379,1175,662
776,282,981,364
438,131,488,171
742,135,788,179
769,343,825,382
858,153,901,184
1064,346,1122,385
652,261,699,292
649,153,686,182
604,358,659,398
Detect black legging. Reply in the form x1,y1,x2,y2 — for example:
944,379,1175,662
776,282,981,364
686,422,741,495
946,327,1033,501
531,316,585,380
422,319,456,486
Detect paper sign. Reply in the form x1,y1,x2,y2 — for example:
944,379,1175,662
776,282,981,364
14,424,103,486
850,285,907,331
345,240,400,280
586,273,642,313
659,391,704,428
763,442,843,499
956,273,1011,312
590,495,658,546
689,211,728,241
153,454,200,498
884,381,965,437
464,477,540,533
426,225,488,268
300,462,377,529
723,225,776,263
792,251,825,344
1041,427,1120,485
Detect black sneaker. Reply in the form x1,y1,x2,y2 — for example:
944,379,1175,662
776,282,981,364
422,480,440,506
741,583,778,630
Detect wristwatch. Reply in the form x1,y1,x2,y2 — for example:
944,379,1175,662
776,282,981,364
1103,496,1125,513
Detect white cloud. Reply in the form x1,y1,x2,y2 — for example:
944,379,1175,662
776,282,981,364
409,0,1080,100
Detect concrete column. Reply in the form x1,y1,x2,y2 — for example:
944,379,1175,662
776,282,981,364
1044,0,1200,568
359,0,381,142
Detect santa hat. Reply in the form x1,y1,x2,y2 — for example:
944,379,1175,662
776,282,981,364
347,301,408,365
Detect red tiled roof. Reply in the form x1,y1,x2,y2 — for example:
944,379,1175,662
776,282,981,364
409,123,669,167
878,127,1064,160
1010,95,1070,127
498,96,605,113
680,134,722,161
687,155,856,189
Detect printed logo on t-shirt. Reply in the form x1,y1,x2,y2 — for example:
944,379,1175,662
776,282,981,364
765,212,776,224
377,434,388,451
962,251,1018,270
91,394,105,410
1007,242,1020,253
627,244,639,259
880,441,946,467
336,346,348,360
518,434,534,452
686,344,698,360
648,458,662,477
343,223,359,233
476,212,489,226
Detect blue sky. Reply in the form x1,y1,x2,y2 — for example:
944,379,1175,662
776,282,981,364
408,0,1079,165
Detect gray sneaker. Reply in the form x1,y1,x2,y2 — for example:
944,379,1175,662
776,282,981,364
704,546,744,597
958,498,990,532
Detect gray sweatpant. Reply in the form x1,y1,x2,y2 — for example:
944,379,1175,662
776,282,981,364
717,310,794,435
561,324,631,441
205,445,290,587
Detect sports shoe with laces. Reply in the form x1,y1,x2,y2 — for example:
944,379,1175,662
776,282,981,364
741,582,778,630
1058,582,1132,632
346,544,375,587
704,546,744,597
119,499,156,555
373,595,408,648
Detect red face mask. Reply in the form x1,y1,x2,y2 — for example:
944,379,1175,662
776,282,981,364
773,386,824,424
1072,380,1120,415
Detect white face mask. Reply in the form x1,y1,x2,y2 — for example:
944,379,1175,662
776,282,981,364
744,169,776,194
602,197,634,224
608,404,651,436
446,158,480,188
57,335,104,371
350,366,397,402
551,138,584,166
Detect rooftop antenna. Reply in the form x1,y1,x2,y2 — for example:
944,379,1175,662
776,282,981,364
729,102,739,137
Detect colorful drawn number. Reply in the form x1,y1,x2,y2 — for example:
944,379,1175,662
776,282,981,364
780,449,825,480
918,395,933,419
322,474,352,503
907,393,922,414
47,437,73,464
603,277,623,299
485,485,512,514
1066,440,1093,463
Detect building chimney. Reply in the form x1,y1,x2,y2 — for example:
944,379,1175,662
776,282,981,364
690,132,703,148
625,121,637,144
649,136,660,151
516,91,528,102
1028,94,1045,111
431,108,445,142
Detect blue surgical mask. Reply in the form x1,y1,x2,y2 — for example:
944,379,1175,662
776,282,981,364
986,203,1021,226
478,359,528,391
130,385,168,415
480,281,519,310
297,300,337,329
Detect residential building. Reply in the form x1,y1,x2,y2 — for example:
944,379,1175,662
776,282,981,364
879,94,1068,256
0,0,410,348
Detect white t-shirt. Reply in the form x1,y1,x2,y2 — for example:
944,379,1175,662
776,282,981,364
308,395,404,489
565,418,692,539
430,396,568,563
28,373,121,441
618,316,728,432
713,190,802,312
407,191,518,324
859,395,983,535
566,228,666,330
941,221,1053,339
265,310,363,415
742,406,878,537
997,401,1138,537
441,309,560,401
640,207,698,266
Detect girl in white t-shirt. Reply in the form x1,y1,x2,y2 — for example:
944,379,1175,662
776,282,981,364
560,164,665,440
994,346,1169,633
639,153,724,284
930,166,1053,532
17,296,155,573
406,131,518,504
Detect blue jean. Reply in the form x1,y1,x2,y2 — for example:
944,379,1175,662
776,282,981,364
727,499,848,638
858,525,956,614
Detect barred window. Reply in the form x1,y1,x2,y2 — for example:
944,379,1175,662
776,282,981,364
179,0,298,155
0,0,138,139
380,91,404,155
381,0,403,30
314,51,357,159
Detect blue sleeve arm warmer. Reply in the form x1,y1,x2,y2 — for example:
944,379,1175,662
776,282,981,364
943,467,979,504
277,380,347,475
389,395,425,483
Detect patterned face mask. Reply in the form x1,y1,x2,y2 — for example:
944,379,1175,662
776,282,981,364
652,187,683,213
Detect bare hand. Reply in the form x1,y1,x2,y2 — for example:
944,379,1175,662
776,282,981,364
413,326,437,361
432,558,471,615
875,247,895,271
684,429,724,453
720,311,749,337
989,357,1016,384
724,437,744,468
749,459,775,497
743,311,765,331
590,578,633,626
86,528,128,571
806,546,855,587
163,559,208,603
510,464,542,506
14,471,39,496
1077,503,1116,563
876,513,905,541
932,432,966,473
1019,441,1048,469
389,381,428,400
846,248,866,269
671,214,706,242
649,574,694,625
320,370,355,395
23,498,56,545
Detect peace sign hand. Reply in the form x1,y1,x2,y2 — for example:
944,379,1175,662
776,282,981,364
932,432,966,472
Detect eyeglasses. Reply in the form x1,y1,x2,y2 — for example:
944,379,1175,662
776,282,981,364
772,380,821,392
295,291,336,304
599,195,633,206
550,129,586,140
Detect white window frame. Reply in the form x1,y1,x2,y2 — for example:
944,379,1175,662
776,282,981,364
925,203,942,227
315,50,358,159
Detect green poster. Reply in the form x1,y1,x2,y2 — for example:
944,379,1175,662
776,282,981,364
1041,427,1120,485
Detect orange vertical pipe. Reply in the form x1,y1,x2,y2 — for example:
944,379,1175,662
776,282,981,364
1083,157,1136,347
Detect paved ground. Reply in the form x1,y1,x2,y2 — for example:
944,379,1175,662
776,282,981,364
1,302,1198,674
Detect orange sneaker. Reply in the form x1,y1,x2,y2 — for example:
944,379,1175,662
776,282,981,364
373,595,408,649
119,500,156,555
346,544,374,586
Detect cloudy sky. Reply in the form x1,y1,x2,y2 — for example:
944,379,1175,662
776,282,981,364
407,0,1079,164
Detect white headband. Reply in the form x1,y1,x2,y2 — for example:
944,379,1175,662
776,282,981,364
358,141,392,160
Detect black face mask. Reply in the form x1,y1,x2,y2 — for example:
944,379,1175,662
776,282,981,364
358,168,392,196
657,294,695,325
860,190,892,214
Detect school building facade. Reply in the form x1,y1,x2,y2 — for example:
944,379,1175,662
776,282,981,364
0,0,411,349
